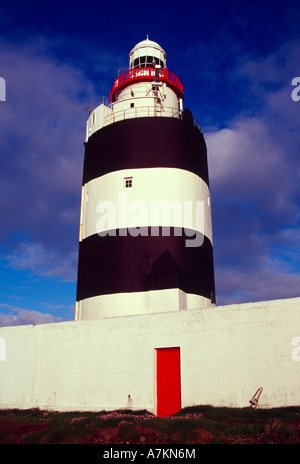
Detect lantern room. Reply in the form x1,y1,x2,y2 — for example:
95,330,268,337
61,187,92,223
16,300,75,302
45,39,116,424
129,37,167,69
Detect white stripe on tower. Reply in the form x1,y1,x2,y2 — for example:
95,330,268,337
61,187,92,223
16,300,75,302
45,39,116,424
81,168,212,244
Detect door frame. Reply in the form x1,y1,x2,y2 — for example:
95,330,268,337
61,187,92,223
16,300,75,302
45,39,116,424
154,346,181,417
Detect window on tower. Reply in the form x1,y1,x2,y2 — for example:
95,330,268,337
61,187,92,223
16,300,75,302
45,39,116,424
146,56,153,66
131,56,165,69
124,177,133,188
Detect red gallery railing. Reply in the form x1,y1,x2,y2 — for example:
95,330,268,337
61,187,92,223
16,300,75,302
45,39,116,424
110,67,184,102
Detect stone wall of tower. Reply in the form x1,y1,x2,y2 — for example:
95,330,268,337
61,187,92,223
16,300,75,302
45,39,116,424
76,113,215,319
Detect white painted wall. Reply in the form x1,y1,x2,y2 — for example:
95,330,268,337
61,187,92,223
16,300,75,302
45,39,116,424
113,82,179,120
1,297,300,412
78,290,212,320
86,76,182,136
86,103,113,140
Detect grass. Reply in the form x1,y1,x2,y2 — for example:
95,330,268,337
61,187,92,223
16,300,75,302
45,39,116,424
0,405,300,444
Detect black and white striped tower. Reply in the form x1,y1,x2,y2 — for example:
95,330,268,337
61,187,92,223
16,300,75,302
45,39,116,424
75,38,215,320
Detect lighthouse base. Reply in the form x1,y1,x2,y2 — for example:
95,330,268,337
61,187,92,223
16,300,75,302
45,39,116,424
77,289,213,320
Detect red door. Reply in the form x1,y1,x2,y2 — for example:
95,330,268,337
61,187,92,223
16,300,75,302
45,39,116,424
155,347,181,417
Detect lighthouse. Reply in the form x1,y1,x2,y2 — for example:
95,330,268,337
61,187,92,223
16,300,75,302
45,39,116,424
75,38,215,320
3,39,300,414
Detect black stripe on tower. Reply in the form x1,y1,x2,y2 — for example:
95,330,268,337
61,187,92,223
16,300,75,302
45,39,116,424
82,110,210,186
76,227,215,304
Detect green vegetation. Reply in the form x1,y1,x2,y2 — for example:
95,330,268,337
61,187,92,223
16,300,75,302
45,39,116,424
0,406,299,444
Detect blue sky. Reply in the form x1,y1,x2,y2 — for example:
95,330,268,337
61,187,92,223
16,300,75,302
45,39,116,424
0,0,299,325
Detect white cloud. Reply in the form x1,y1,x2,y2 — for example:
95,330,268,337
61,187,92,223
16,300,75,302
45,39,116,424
205,40,300,305
207,117,283,186
216,264,300,305
206,116,298,219
5,241,77,282
0,303,63,327
0,38,99,281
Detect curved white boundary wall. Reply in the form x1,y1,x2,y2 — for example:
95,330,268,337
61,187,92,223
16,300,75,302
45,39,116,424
78,290,212,320
1,297,300,412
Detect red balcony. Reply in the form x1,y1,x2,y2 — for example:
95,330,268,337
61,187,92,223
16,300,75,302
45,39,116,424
110,67,184,102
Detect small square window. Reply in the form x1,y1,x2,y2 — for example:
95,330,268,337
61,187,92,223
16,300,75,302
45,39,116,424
130,102,134,108
124,177,133,188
